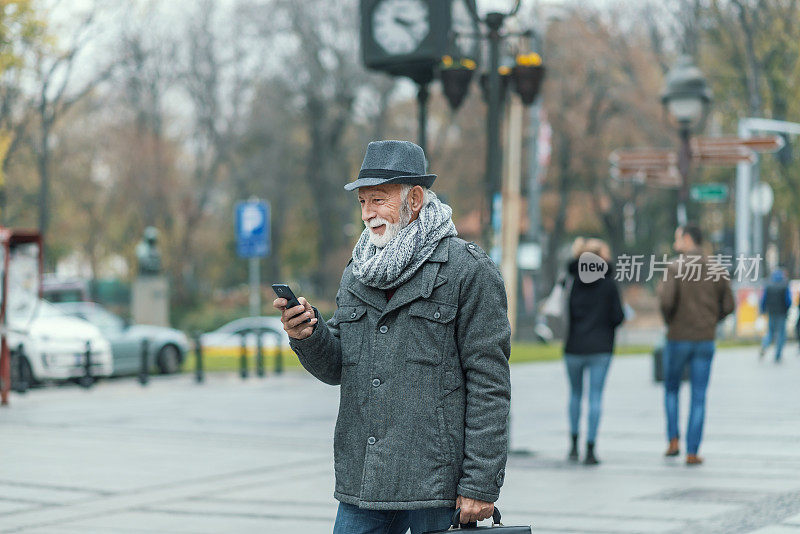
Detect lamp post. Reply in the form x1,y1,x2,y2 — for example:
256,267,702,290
660,55,712,226
447,0,543,247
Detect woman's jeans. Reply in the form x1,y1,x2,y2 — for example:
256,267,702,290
564,353,612,443
663,340,714,455
761,313,787,361
333,502,453,534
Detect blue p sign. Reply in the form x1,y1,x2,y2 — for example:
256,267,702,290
235,200,269,258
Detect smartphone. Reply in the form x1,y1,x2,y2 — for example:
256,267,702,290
271,284,311,324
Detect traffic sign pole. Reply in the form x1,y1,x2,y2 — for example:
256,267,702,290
235,199,269,317
249,256,260,317
735,118,800,264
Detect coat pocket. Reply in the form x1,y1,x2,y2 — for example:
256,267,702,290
406,301,457,365
436,405,454,465
335,305,367,366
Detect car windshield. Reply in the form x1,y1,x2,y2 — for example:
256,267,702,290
7,299,64,326
215,317,284,336
60,304,124,331
215,318,264,334
36,300,67,318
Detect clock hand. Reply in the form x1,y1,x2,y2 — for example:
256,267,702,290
394,16,424,44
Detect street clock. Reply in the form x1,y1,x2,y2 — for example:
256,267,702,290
362,0,473,83
372,0,430,55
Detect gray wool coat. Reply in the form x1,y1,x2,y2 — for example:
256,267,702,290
289,236,511,510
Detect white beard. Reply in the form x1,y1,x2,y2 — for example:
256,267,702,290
367,217,404,248
366,202,413,248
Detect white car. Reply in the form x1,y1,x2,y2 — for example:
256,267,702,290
8,300,113,387
199,316,289,357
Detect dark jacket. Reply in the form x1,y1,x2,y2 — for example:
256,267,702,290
564,259,625,355
289,237,511,510
658,251,735,341
760,271,791,316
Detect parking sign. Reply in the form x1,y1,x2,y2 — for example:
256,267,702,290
235,200,269,258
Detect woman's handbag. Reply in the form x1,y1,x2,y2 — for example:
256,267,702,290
541,281,564,318
424,507,532,533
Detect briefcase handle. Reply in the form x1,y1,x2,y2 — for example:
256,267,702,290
450,507,502,529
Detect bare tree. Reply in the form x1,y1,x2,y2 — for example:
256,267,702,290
539,7,671,288
29,6,116,245
254,0,382,295
172,0,263,305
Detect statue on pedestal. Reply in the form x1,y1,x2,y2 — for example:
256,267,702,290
136,227,162,276
132,226,169,326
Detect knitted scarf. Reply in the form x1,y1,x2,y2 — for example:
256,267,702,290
351,192,458,289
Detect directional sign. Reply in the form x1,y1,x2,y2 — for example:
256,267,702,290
610,135,785,188
690,183,728,203
235,200,269,258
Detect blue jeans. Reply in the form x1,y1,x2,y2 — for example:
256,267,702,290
333,502,454,534
663,340,714,455
761,314,787,361
564,353,612,443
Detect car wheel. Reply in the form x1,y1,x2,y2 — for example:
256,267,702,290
157,344,181,374
10,352,34,393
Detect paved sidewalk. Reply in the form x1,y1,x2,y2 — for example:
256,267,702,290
1,346,799,533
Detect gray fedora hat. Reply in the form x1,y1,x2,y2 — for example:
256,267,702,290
344,140,436,191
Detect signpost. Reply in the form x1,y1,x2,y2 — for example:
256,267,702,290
690,183,728,203
235,200,270,317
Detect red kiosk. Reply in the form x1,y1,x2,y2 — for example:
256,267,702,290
0,228,43,406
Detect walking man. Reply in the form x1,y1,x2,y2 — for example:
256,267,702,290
759,268,791,363
658,224,735,465
274,140,511,533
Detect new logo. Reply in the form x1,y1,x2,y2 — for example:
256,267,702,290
578,252,608,283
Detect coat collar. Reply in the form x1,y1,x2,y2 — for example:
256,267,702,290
345,237,450,313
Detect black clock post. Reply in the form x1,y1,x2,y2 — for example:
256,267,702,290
360,0,457,155
360,0,544,252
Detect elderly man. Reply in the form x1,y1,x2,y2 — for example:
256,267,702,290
274,140,511,533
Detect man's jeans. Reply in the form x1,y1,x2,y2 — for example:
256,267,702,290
333,502,453,534
664,340,714,455
564,353,612,443
761,313,787,361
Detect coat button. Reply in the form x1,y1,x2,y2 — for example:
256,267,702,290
350,312,357,319
434,311,441,319
372,378,381,387
379,325,388,334
367,436,376,445
468,244,475,249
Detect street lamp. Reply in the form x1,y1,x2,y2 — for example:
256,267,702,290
660,55,712,226
457,0,546,246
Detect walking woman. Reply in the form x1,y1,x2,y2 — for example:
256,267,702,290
563,238,625,465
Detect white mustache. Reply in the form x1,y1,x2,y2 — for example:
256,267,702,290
366,218,390,229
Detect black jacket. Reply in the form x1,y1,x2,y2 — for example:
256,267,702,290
564,259,625,355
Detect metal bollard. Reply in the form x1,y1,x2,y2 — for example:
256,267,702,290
79,340,94,388
239,332,248,379
193,331,204,384
139,338,149,386
12,344,29,393
256,330,265,378
275,343,284,375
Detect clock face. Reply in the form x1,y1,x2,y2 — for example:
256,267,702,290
451,0,479,58
372,0,430,56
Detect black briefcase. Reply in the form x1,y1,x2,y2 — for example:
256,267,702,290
424,507,531,533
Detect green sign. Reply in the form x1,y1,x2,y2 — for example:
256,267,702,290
690,183,729,203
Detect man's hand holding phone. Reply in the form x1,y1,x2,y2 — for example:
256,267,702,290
272,284,317,340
